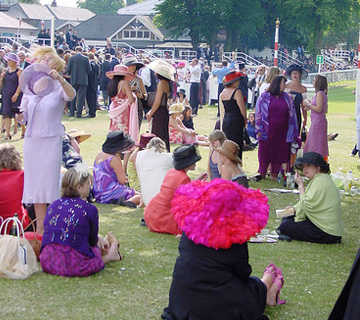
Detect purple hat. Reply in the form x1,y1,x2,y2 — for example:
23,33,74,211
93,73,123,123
19,63,55,97
4,52,20,65
135,133,156,149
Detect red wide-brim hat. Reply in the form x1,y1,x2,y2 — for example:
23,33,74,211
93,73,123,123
171,179,269,249
223,70,246,86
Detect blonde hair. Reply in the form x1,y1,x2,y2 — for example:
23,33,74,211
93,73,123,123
60,165,90,198
208,130,226,145
265,66,281,84
0,144,22,171
146,137,167,153
31,45,65,72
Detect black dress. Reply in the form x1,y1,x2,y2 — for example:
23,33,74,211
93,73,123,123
222,89,245,159
151,91,170,152
162,234,268,320
290,91,303,134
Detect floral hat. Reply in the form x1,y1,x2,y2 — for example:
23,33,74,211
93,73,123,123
171,179,269,249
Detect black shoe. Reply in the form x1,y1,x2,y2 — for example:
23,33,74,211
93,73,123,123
111,198,137,208
140,218,147,227
76,115,84,118
86,115,95,118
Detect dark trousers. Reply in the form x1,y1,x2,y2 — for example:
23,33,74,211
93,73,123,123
70,84,87,117
217,83,224,116
202,78,207,105
86,87,97,117
190,82,200,114
278,216,341,244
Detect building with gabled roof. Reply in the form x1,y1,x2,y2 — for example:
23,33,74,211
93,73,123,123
0,11,37,37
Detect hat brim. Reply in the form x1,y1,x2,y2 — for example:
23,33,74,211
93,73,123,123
124,61,144,70
19,63,55,96
70,132,91,143
173,154,202,170
148,61,175,81
102,139,135,154
106,71,135,81
4,56,19,65
286,65,308,80
215,147,242,164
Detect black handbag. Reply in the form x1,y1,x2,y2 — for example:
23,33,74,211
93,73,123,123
301,127,307,142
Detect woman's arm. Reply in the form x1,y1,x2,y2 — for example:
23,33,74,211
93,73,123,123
11,69,23,103
146,80,167,121
169,116,190,135
122,80,135,103
219,92,225,130
110,155,126,185
301,87,308,127
234,89,246,120
49,70,76,100
294,171,305,195
305,92,324,114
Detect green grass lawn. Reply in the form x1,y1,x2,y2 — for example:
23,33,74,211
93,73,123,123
1,82,360,320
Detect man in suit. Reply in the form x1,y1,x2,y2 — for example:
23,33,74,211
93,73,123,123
17,51,30,69
109,51,121,71
66,46,91,117
86,52,100,118
99,53,111,108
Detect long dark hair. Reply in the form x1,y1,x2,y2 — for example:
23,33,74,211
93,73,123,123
107,75,125,98
314,74,328,94
267,75,287,96
156,74,173,98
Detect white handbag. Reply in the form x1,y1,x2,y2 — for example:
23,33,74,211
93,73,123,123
0,217,39,280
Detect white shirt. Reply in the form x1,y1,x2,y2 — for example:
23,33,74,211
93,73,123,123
136,149,173,205
188,64,201,83
140,66,151,87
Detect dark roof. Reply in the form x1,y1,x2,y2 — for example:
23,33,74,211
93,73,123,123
74,15,133,40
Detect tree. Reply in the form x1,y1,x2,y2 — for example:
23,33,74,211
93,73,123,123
77,0,124,14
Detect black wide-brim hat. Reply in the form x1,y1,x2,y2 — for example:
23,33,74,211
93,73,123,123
286,64,308,80
173,144,202,170
294,152,330,173
102,131,135,154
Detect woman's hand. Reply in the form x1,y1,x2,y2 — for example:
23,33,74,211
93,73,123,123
294,171,303,187
11,94,18,103
195,172,208,181
97,235,110,253
15,113,24,124
49,69,61,81
146,112,152,122
284,206,295,215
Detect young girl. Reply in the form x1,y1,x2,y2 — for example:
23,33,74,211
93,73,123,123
181,106,194,130
169,103,209,146
207,130,226,180
40,164,121,277
216,140,249,188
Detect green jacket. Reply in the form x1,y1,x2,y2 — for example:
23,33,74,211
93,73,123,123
294,173,343,237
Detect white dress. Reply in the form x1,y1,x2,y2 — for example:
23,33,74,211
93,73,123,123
22,82,75,204
135,149,173,205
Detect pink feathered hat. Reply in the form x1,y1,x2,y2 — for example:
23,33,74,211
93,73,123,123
171,179,269,249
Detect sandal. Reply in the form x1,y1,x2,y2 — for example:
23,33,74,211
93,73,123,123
5,134,11,140
267,263,283,278
274,274,286,305
21,133,25,139
263,264,277,282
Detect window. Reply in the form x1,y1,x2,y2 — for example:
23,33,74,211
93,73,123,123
137,31,143,38
123,30,129,38
144,31,150,39
130,31,136,38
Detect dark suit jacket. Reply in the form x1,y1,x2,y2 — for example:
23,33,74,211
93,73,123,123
88,60,100,92
109,58,119,71
66,53,91,86
99,60,111,91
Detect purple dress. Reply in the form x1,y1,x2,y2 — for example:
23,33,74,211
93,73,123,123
303,91,328,157
40,197,105,277
0,68,21,118
93,156,135,203
258,94,291,175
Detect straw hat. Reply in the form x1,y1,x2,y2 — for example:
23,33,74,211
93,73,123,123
148,59,175,81
67,129,91,143
215,140,242,164
223,71,246,87
172,144,202,170
122,54,144,70
19,63,55,97
169,103,185,115
171,179,269,249
106,65,136,80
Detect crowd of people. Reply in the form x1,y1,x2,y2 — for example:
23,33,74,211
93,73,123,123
0,38,357,319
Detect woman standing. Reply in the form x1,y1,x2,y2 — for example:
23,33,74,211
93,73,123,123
303,75,328,159
259,66,280,96
220,71,247,160
0,53,22,140
18,46,76,233
123,55,146,129
285,64,308,133
146,59,175,152
256,75,298,180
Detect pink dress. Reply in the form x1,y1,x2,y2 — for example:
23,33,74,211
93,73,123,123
303,91,328,157
109,87,130,134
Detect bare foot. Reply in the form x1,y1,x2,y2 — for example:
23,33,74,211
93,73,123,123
266,281,280,307
108,241,121,262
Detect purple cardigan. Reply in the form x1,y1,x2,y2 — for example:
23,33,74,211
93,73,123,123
41,197,99,258
255,91,298,142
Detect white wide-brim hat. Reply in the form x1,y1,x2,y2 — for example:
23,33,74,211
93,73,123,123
148,59,175,81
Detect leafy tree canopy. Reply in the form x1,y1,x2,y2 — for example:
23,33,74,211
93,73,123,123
77,0,124,14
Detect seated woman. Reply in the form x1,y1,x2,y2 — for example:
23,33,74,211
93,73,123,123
277,152,343,243
93,131,141,207
169,103,209,146
127,133,156,192
246,112,257,143
0,144,29,233
162,179,285,320
174,88,189,106
215,140,249,188
144,144,207,235
136,137,173,206
181,106,194,130
40,165,121,277
207,130,226,180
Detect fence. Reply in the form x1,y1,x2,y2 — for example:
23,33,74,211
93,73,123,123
305,69,358,84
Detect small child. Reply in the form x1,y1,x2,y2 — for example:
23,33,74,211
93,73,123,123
181,106,194,130
40,163,121,277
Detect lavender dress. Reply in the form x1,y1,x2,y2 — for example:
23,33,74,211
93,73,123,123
303,91,328,157
93,156,135,203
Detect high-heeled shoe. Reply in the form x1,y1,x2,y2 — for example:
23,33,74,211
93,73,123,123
274,273,286,305
5,134,11,140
